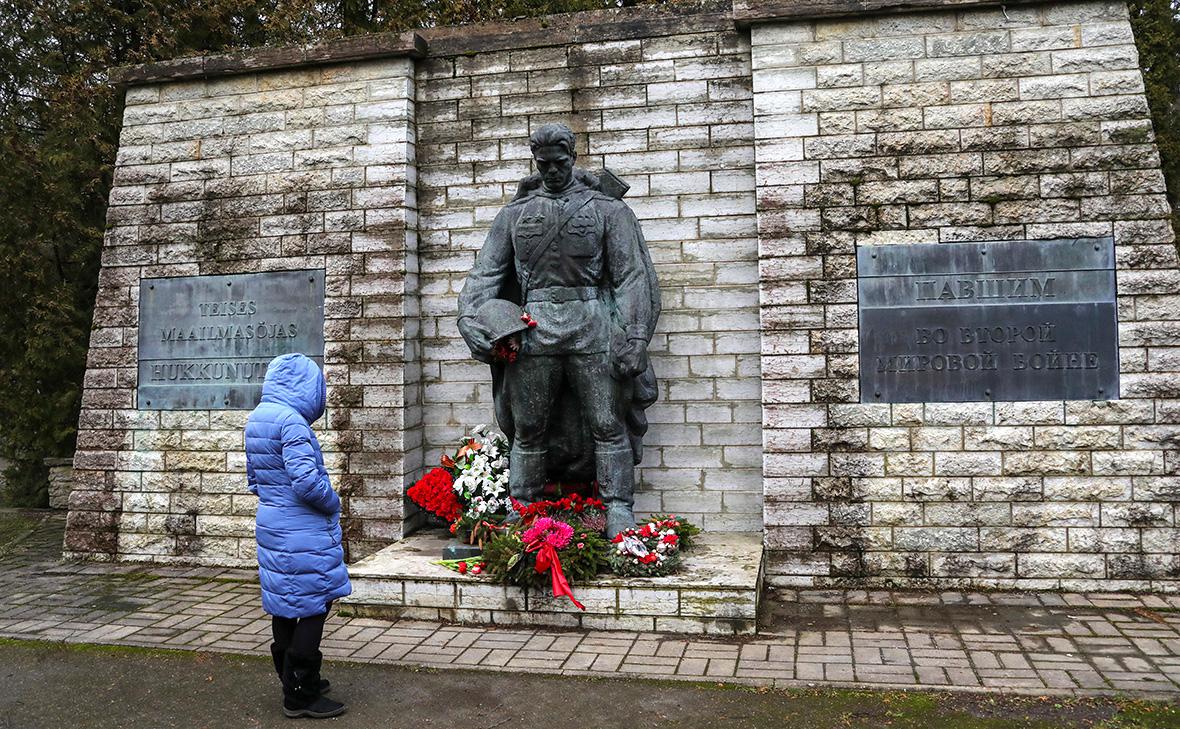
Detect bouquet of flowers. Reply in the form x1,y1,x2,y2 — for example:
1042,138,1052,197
607,515,700,577
406,467,462,523
482,517,609,609
436,558,487,575
448,425,511,522
513,493,607,533
407,425,512,546
491,337,520,364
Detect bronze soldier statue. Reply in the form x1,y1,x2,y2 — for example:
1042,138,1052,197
457,123,661,538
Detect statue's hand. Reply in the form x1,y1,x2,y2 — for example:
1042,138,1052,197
616,338,649,378
457,316,495,362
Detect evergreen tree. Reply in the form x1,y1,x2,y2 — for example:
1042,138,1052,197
1129,0,1180,233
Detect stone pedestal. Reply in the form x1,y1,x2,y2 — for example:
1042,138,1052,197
342,532,764,635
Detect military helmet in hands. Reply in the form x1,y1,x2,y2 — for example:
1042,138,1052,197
476,299,531,343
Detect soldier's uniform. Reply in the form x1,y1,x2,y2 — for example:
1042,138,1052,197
457,177,655,519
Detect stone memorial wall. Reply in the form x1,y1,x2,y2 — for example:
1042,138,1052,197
748,0,1180,590
67,52,422,563
68,0,1180,591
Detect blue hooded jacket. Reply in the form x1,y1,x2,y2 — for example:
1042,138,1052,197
245,353,351,618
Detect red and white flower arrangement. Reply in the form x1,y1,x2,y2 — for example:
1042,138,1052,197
607,515,700,577
409,422,707,592
449,425,511,522
407,425,512,547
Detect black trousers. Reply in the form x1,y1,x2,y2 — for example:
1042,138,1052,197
271,603,330,657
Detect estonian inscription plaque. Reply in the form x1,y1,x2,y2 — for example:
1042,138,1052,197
138,270,325,409
858,238,1118,403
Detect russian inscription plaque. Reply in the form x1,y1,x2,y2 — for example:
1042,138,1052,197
138,270,325,409
858,238,1118,403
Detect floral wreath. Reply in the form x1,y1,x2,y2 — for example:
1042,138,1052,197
607,515,699,577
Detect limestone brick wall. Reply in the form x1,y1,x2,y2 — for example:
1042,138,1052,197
67,57,421,565
414,28,765,531
751,1,1180,590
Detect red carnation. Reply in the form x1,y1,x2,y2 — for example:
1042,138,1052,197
408,467,461,522
458,561,468,574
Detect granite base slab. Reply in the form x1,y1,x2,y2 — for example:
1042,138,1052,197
341,531,764,635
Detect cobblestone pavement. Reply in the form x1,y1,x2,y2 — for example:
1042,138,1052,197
2,511,1179,698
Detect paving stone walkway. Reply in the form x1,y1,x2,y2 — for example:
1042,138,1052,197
2,511,1179,698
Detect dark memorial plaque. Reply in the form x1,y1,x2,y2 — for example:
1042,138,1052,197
858,238,1118,403
138,270,325,409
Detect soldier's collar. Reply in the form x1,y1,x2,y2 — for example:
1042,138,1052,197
534,180,589,199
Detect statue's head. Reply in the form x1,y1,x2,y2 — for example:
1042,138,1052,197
529,123,577,193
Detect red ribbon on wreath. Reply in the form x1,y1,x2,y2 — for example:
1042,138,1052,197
527,541,585,611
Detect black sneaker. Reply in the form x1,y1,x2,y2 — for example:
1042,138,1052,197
283,695,347,719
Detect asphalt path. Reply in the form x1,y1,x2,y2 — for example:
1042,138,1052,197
0,640,1165,729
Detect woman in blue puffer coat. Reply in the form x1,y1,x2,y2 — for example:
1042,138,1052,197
246,352,351,719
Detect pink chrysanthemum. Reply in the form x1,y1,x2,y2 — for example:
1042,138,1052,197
522,517,574,550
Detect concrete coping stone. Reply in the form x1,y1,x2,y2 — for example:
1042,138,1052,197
734,0,1052,25
108,31,427,86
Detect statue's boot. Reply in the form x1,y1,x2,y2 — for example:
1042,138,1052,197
597,447,636,538
507,446,546,522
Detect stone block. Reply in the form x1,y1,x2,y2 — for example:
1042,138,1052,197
982,52,1051,78
1012,502,1099,527
1061,94,1149,122
1003,451,1090,476
1101,502,1172,527
896,527,978,551
1133,477,1180,501
1020,74,1090,100
1011,26,1077,52
925,502,1010,527
1018,553,1106,578
1068,527,1140,553
932,552,1015,577
1043,476,1131,501
981,526,1065,552
843,37,926,63
914,57,981,82
801,87,882,112
1052,45,1139,74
